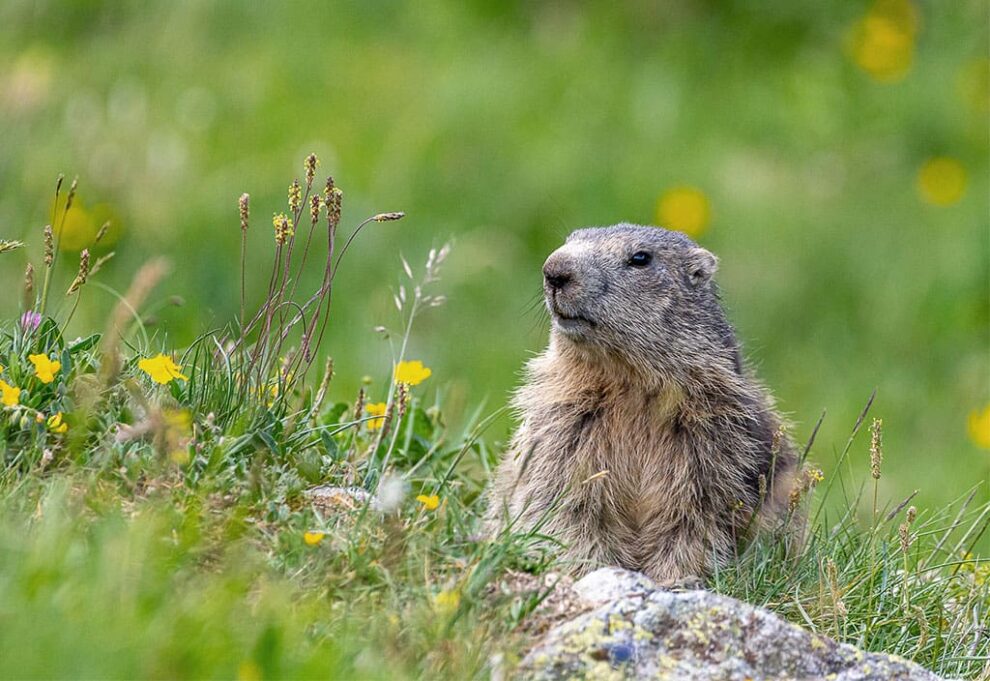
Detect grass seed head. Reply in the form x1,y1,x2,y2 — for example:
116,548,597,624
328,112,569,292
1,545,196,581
834,599,847,620
353,386,366,422
65,177,78,212
95,221,110,244
396,382,410,421
239,193,250,231
43,225,53,266
66,249,90,295
899,521,912,553
23,263,34,306
0,240,25,254
324,177,342,230
870,417,883,479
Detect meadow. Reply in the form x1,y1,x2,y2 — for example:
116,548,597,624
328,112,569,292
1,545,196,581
0,0,987,678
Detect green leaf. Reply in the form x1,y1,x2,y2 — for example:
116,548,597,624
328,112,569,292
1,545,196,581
320,430,340,461
321,401,350,426
59,347,73,377
68,334,101,354
36,318,64,350
256,429,279,454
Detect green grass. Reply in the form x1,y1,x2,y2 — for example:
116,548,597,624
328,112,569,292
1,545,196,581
0,0,986,512
0,168,986,679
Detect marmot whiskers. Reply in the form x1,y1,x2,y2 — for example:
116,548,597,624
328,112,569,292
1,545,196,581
487,224,798,583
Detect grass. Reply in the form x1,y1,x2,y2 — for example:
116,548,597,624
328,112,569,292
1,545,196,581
1,0,986,512
0,166,986,680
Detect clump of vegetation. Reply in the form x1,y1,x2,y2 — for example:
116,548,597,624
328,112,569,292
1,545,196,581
714,399,989,679
0,156,555,679
0,160,985,679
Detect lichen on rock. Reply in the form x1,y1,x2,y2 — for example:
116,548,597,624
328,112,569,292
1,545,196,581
516,568,943,681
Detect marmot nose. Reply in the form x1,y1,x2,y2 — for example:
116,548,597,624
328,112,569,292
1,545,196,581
543,262,573,291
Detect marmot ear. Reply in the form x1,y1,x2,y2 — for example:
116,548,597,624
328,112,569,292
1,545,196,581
686,248,718,287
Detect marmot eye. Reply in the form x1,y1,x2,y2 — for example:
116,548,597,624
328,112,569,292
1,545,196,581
627,251,652,267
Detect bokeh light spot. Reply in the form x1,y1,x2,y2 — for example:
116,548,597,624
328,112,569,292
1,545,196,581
849,0,918,82
656,186,710,238
50,199,121,251
916,157,968,206
968,404,990,450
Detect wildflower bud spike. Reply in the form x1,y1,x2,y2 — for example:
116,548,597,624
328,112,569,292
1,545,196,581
288,179,302,214
305,153,319,188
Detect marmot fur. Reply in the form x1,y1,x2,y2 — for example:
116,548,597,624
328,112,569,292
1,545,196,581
487,224,798,583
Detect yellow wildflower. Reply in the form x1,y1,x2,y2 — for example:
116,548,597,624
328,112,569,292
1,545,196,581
47,412,68,434
303,531,325,546
0,380,20,407
434,589,461,614
395,360,431,386
138,353,188,384
416,494,440,511
366,402,387,431
968,404,990,450
656,186,711,238
917,157,967,206
28,353,61,384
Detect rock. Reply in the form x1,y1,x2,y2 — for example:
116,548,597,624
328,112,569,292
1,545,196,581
570,567,656,607
517,568,943,681
303,485,371,512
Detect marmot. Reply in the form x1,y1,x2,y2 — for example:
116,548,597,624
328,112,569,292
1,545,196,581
487,224,798,583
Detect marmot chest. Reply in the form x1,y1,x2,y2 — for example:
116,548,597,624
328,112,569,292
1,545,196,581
570,393,690,529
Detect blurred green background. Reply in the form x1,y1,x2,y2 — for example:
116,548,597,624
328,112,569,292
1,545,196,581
1,0,987,508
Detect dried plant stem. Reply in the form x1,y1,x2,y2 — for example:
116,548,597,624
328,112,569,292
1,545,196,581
40,177,77,317
38,176,63,317
287,196,322,305
239,231,247,329
305,214,383,366
247,243,285,382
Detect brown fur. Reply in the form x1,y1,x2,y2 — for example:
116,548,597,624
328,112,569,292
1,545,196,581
486,224,798,583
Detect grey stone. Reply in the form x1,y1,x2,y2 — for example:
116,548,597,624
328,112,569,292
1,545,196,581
570,567,657,607
517,568,943,681
302,485,371,512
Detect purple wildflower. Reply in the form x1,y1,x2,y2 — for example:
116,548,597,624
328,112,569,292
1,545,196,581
20,311,42,331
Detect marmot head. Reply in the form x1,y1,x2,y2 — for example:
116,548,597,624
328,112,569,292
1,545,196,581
542,224,740,379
